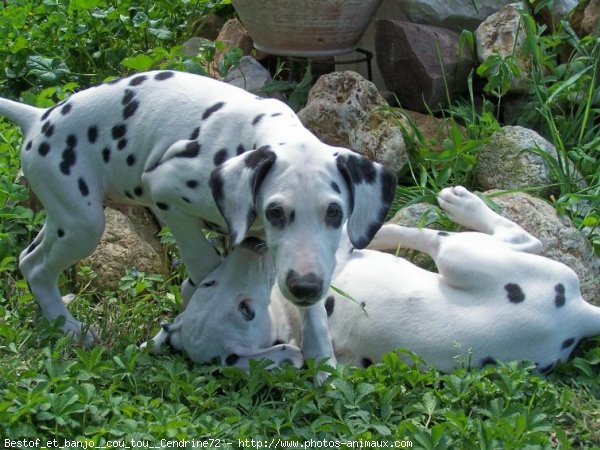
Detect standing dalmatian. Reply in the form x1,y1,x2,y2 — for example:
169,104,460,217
0,70,396,363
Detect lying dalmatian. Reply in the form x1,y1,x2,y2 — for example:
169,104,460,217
145,186,600,373
0,70,396,362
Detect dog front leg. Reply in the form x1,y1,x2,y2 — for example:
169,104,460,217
300,301,337,373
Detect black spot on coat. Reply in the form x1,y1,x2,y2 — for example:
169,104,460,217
42,121,54,137
134,186,143,196
505,283,525,303
122,89,135,105
155,71,174,81
186,180,198,189
325,296,334,317
189,127,200,140
362,358,373,368
61,103,72,115
126,154,136,166
102,147,111,163
123,100,139,119
41,106,55,121
38,142,51,156
129,75,147,86
112,124,127,140
156,202,169,210
561,338,575,349
57,229,65,238
117,139,128,150
66,134,77,148
213,149,228,166
555,284,566,308
59,147,76,175
252,114,265,125
88,126,98,143
78,178,89,197
202,101,225,120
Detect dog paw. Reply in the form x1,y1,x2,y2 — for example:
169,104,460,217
438,186,491,230
62,319,99,348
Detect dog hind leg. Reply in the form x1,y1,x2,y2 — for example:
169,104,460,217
19,201,105,346
438,186,542,254
368,224,448,260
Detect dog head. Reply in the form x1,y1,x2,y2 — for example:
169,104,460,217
210,143,396,306
149,238,303,369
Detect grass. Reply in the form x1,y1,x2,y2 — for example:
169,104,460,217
0,0,599,447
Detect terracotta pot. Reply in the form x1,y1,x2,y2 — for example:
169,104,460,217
232,0,383,57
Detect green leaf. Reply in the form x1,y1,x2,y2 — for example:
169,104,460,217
149,27,173,40
120,54,157,71
68,0,105,12
26,56,70,85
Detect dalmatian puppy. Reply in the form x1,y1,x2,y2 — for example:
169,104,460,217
146,187,600,373
0,70,396,361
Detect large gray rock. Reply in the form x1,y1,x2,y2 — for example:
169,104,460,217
81,207,170,292
298,71,408,171
475,3,530,94
490,191,600,306
389,0,516,30
475,126,566,197
375,20,475,112
389,0,578,30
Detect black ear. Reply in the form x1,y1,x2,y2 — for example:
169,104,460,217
210,146,276,245
336,151,397,248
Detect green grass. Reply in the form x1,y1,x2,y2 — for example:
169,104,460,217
1,0,600,447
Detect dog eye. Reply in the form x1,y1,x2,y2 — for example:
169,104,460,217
326,203,342,217
265,203,286,228
325,203,343,228
238,299,255,321
266,203,284,219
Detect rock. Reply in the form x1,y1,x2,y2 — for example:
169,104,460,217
489,191,600,305
475,3,530,94
475,125,565,197
388,0,516,31
209,19,255,76
191,14,227,41
297,71,408,171
80,207,170,292
375,20,475,112
570,0,600,37
223,56,279,98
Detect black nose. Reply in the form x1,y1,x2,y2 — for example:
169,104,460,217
286,271,323,301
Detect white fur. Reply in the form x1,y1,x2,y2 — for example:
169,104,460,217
146,187,600,373
0,71,395,362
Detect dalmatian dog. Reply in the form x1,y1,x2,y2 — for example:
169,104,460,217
145,187,600,373
0,70,396,362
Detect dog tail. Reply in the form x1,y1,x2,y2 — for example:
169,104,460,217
0,97,43,134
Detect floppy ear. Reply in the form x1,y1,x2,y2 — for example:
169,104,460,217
210,146,277,245
336,151,397,249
